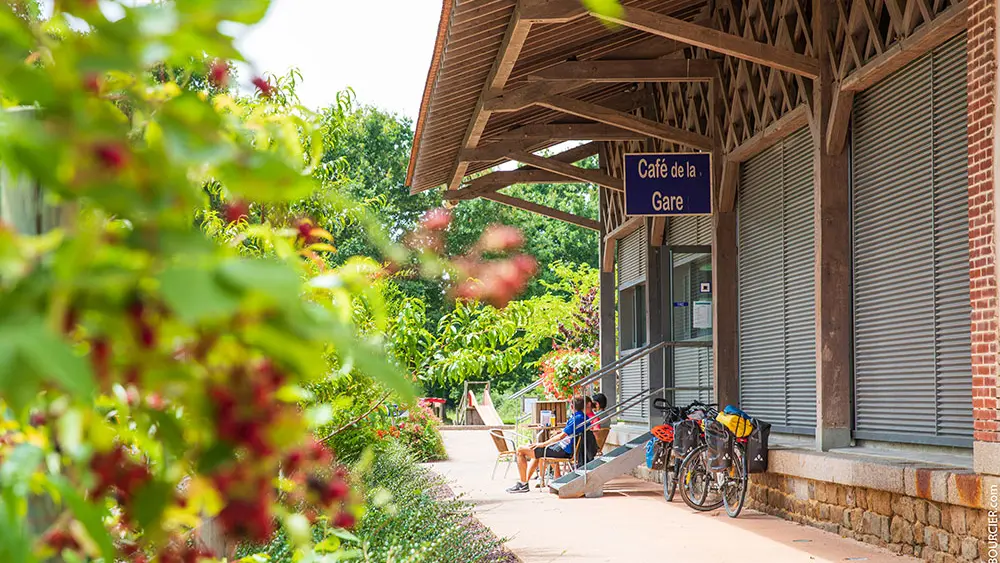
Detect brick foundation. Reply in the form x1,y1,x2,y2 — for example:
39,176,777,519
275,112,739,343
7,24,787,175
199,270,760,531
969,0,1000,443
749,473,995,562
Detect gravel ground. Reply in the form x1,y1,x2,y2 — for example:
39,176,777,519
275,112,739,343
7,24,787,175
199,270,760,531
426,475,520,563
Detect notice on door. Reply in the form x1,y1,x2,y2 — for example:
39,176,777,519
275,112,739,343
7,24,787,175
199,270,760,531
693,301,712,329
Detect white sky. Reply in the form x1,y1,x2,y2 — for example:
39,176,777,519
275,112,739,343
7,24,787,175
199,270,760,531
235,0,443,119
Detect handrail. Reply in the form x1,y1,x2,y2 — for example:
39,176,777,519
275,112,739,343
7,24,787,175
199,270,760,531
508,378,542,401
570,339,713,391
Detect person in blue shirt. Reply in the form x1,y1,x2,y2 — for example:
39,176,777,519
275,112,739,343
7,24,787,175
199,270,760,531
507,396,587,494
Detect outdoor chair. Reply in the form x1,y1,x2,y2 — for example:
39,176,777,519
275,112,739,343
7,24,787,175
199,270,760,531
537,427,612,487
489,428,527,480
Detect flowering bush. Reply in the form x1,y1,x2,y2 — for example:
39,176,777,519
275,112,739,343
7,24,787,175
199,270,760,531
376,402,446,462
0,2,535,561
539,350,600,400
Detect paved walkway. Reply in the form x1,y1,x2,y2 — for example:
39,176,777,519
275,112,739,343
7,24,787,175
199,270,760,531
430,430,920,563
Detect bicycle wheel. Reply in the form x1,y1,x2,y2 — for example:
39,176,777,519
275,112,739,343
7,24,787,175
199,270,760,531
678,445,723,511
722,442,748,518
662,458,679,502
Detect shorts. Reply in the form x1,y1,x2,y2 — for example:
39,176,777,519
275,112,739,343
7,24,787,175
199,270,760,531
534,445,571,459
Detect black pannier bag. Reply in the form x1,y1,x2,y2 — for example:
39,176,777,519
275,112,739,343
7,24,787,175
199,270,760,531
650,440,670,470
672,420,700,459
705,420,733,471
746,419,771,474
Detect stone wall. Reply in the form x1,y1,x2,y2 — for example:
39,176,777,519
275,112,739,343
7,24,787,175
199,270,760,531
749,472,994,562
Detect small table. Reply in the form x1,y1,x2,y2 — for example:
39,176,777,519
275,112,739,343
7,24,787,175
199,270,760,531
527,423,562,443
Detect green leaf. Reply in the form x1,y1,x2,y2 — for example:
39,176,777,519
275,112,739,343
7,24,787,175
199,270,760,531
159,264,240,323
217,258,302,307
176,0,270,24
131,479,173,530
197,442,235,474
52,478,116,563
148,409,186,454
3,321,95,399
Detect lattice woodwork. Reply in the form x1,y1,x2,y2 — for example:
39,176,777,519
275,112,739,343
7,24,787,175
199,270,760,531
826,0,959,83
700,0,816,153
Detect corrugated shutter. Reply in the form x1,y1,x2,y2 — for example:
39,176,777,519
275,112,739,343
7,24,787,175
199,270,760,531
852,34,971,445
667,215,712,246
618,223,648,422
618,224,647,287
738,128,816,433
620,354,649,422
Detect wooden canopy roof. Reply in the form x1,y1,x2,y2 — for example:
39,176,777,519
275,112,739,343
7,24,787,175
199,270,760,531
406,0,968,238
407,0,709,194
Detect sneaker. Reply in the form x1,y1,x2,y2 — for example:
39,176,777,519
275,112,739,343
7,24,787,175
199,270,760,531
506,482,529,494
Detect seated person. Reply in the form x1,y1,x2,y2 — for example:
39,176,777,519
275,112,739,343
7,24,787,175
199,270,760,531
506,396,586,494
589,393,607,429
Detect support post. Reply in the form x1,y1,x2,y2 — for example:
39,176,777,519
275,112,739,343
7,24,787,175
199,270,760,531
813,0,853,451
598,187,619,414
646,219,665,427
712,211,740,408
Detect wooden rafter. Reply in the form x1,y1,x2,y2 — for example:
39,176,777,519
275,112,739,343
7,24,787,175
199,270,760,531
593,6,820,78
445,170,572,201
726,104,810,162
538,94,714,151
508,150,624,191
482,192,601,231
443,6,532,192
488,123,649,142
526,59,720,83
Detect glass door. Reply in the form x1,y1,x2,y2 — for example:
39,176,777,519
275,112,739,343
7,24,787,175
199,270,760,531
667,246,714,406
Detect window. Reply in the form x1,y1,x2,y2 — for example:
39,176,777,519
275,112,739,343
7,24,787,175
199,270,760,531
620,283,646,351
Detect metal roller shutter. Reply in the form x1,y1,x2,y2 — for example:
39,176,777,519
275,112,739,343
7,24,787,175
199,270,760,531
738,128,816,433
852,34,971,446
618,224,648,422
667,215,712,246
618,225,647,287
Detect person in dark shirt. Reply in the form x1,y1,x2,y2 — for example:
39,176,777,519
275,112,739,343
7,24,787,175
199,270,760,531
507,396,586,493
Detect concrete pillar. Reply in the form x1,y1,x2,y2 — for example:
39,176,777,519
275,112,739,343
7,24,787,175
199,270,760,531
813,0,853,451
970,0,1000,475
598,186,618,411
646,220,666,426
712,211,740,408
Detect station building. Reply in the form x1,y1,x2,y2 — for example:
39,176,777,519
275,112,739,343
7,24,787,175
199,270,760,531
406,0,1000,559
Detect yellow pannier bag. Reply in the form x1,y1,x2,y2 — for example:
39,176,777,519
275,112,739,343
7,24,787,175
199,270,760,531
716,412,754,438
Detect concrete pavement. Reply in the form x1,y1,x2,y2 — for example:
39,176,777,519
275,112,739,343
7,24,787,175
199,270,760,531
429,430,921,563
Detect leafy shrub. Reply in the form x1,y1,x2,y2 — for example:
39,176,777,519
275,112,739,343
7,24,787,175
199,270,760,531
244,444,509,563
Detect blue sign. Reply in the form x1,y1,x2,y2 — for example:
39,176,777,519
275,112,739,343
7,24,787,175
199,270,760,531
673,302,689,307
624,152,713,216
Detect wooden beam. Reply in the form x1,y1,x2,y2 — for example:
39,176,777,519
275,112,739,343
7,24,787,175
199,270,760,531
445,6,533,192
445,170,573,201
825,88,854,155
508,150,624,191
604,216,643,242
538,94,715,151
726,104,810,162
593,7,820,79
718,158,739,212
527,59,720,83
488,123,649,142
602,237,616,272
461,139,551,162
840,0,968,92
484,80,588,112
546,141,599,164
482,192,601,231
520,0,587,23
650,217,666,245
